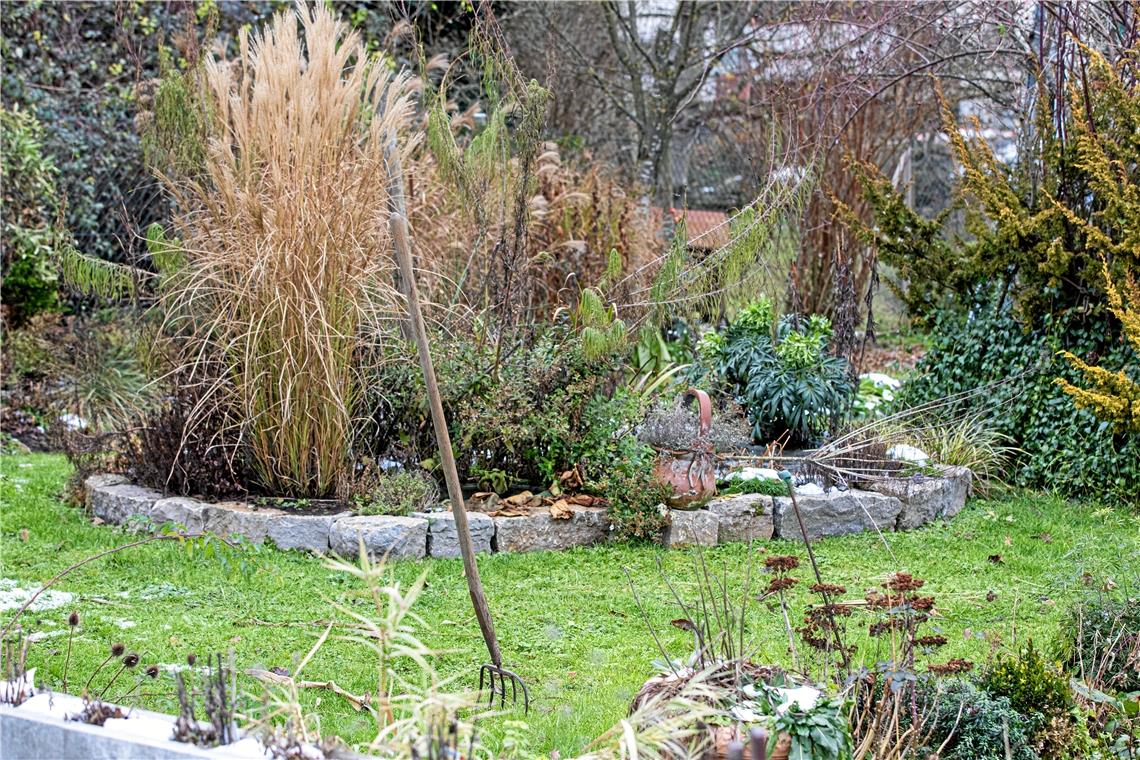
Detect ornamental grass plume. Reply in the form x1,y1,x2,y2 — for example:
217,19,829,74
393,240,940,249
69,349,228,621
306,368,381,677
157,1,419,497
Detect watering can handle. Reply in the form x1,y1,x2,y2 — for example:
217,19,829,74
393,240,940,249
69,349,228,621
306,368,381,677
685,388,712,438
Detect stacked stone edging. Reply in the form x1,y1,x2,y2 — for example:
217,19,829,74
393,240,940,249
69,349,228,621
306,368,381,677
82,465,972,558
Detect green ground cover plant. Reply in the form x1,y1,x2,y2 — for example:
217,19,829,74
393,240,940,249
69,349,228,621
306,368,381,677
2,453,1136,754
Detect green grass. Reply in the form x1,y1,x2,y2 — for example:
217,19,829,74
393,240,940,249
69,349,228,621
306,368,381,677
1,453,1138,754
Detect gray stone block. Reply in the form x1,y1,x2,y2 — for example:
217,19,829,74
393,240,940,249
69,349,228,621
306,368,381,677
412,510,494,558
707,494,774,544
329,515,428,560
864,466,973,530
266,513,339,553
89,484,163,525
663,509,719,547
936,466,973,519
150,497,209,533
202,502,275,544
493,508,609,553
773,489,902,541
83,473,127,510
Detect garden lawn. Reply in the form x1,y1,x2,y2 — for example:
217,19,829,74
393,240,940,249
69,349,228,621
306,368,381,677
1,453,1138,755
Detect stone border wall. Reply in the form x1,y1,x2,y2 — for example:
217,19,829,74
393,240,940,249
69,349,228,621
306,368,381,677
83,467,972,559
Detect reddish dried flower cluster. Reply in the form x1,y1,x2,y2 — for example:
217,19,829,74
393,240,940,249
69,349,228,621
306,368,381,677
810,582,847,595
915,635,948,648
911,596,935,611
800,603,855,652
765,555,801,572
865,591,896,609
884,572,925,592
928,658,975,675
800,627,830,651
767,576,799,593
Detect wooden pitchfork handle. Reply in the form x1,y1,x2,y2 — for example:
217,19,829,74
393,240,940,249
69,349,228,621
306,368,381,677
383,137,504,669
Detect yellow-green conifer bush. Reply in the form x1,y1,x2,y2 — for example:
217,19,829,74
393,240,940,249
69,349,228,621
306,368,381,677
1057,264,1140,433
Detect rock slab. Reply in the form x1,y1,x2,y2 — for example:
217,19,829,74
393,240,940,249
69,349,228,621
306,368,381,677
88,484,164,526
150,497,209,533
773,490,902,541
329,515,428,560
266,513,340,553
493,507,608,553
203,503,276,544
663,509,719,547
707,494,774,543
864,466,973,530
413,511,494,558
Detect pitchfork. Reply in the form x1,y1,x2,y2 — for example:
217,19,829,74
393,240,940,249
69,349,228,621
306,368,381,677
384,136,529,713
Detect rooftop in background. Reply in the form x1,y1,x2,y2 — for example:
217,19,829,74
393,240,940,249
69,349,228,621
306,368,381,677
652,207,731,250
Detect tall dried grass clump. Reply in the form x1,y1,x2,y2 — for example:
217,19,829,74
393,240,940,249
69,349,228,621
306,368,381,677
159,2,418,496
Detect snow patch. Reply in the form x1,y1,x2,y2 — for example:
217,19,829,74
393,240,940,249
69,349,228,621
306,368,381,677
886,444,930,466
0,579,75,612
727,467,780,482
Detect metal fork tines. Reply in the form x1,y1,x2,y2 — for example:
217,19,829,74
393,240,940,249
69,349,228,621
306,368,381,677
478,663,530,713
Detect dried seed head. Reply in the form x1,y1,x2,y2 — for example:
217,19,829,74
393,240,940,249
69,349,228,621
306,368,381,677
186,653,197,666
764,555,800,573
111,643,125,657
68,611,80,627
911,596,935,611
928,658,974,676
145,665,159,678
123,653,140,668
884,572,924,592
766,576,798,593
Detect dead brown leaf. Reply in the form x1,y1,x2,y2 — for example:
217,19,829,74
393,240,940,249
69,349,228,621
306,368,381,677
987,554,1003,564
567,494,605,507
18,529,28,542
503,491,536,507
489,505,530,518
560,467,583,490
467,492,501,512
549,500,574,520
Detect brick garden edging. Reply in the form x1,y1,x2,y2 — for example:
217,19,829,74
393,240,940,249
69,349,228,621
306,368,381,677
83,467,973,559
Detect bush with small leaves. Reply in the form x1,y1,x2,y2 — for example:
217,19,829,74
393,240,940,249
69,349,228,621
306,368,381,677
918,677,1041,760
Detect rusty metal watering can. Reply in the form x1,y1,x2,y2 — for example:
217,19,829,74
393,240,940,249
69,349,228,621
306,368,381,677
652,388,717,509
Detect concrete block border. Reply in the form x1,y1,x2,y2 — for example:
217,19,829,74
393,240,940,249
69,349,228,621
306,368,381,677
0,689,268,760
82,466,972,558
